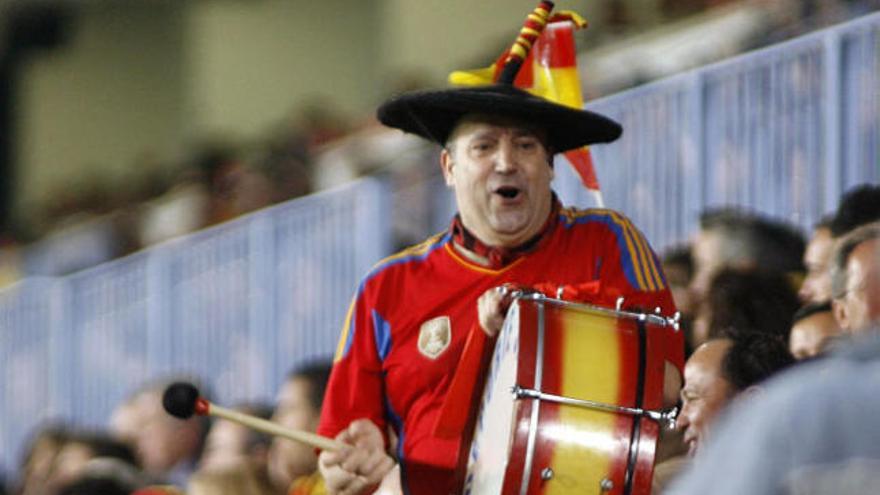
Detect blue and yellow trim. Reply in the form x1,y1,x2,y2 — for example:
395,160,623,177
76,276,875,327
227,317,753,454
333,232,450,362
561,208,666,292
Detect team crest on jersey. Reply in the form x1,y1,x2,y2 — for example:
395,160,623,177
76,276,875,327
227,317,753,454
418,316,451,359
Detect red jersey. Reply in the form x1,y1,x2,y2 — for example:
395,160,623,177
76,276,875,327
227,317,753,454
318,206,682,494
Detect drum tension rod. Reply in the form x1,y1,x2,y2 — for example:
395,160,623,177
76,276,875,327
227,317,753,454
511,385,678,429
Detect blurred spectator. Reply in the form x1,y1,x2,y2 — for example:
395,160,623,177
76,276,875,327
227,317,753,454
692,267,800,348
662,245,695,317
830,222,880,333
195,144,275,226
137,167,211,247
829,184,880,238
187,464,276,495
689,208,804,310
109,395,147,451
16,424,70,495
798,215,835,303
667,328,880,495
789,302,841,360
198,403,273,473
268,361,331,494
799,184,880,305
109,378,211,488
44,430,139,493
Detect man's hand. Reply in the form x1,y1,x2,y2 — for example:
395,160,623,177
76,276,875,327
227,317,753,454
318,419,396,495
477,285,516,337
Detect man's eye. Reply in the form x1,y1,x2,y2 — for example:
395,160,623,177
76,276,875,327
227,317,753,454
470,142,494,154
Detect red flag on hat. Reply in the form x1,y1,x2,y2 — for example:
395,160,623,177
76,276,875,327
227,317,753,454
449,12,604,200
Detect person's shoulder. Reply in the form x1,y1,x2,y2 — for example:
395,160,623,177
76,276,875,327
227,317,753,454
363,231,451,282
558,206,640,236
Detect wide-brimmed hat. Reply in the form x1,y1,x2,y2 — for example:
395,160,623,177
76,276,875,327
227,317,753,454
376,83,622,152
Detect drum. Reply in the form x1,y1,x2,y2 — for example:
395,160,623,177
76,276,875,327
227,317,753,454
464,294,677,495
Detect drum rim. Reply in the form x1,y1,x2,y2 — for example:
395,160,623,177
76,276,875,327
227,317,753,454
510,293,678,329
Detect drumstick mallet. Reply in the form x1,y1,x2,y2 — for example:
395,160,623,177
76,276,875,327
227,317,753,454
162,382,346,452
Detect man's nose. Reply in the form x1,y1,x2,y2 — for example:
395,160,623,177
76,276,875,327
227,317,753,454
494,140,518,172
675,409,690,431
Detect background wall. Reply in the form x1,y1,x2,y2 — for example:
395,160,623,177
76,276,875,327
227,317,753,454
9,0,621,225
15,2,187,221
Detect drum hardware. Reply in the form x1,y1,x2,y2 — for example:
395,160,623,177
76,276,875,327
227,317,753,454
519,300,546,495
510,385,679,429
600,478,615,492
540,468,554,481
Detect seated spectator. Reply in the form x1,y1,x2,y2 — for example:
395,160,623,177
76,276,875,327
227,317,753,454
789,302,841,359
692,267,800,347
110,378,211,488
44,430,139,493
653,333,794,493
676,334,795,457
799,215,834,303
666,328,880,495
198,403,273,472
829,184,880,239
830,222,880,333
689,208,804,313
16,423,70,495
268,361,331,495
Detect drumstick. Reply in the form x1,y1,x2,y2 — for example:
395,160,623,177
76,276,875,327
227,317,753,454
162,382,346,452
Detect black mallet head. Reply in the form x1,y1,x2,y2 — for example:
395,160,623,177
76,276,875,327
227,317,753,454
162,382,201,419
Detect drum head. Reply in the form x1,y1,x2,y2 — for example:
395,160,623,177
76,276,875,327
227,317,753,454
464,302,521,495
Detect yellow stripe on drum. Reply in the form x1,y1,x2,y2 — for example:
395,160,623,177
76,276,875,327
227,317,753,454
546,310,622,494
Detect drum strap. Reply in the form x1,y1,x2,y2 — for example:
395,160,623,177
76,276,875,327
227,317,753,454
433,323,496,439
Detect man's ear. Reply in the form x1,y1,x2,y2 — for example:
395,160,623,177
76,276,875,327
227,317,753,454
440,148,455,187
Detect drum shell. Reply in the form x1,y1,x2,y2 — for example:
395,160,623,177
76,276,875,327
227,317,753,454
470,298,668,495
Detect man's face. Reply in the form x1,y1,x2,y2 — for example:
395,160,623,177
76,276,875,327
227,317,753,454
676,339,735,457
440,116,554,248
268,377,320,489
834,238,880,333
789,310,840,359
799,227,834,303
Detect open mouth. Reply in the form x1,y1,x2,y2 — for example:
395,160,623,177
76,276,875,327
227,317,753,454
494,186,521,200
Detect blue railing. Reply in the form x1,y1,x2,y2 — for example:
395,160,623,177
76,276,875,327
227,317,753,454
0,178,391,477
1,12,879,481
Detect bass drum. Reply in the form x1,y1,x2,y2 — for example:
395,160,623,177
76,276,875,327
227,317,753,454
464,295,674,495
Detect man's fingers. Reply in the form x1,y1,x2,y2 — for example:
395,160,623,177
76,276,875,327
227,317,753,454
337,475,372,495
478,285,514,337
321,463,358,493
348,418,384,447
358,450,395,482
340,448,369,473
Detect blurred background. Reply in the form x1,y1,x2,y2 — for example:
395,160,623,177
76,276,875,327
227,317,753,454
0,0,878,493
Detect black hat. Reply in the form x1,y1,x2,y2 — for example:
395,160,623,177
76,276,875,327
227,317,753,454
377,83,622,153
